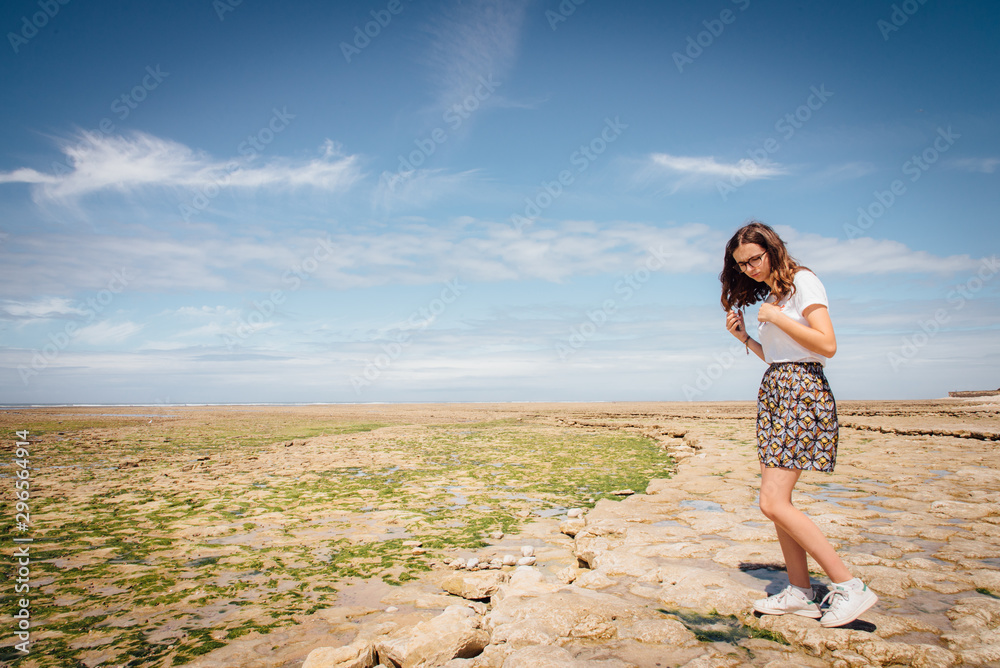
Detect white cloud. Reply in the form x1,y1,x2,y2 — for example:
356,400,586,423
780,227,979,275
0,297,87,320
638,153,788,194
75,320,144,344
1,221,986,301
0,131,363,204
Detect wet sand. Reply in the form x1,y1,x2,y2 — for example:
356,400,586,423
1,398,998,667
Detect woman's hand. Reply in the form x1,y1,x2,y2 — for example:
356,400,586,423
726,309,747,341
757,302,782,324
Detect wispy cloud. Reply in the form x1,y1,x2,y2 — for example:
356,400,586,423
2,221,984,303
0,297,88,320
373,168,482,211
947,157,1000,174
420,0,529,110
0,131,364,204
75,320,144,345
635,153,788,194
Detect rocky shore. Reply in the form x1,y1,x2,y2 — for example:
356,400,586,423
6,399,997,667
280,399,1000,668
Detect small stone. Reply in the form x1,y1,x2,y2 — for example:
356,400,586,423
517,556,537,566
385,606,398,613
490,531,504,540
520,546,535,557
502,554,518,566
450,558,466,569
610,489,635,496
465,557,480,570
567,508,584,518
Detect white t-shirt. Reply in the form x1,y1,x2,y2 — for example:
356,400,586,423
757,270,830,366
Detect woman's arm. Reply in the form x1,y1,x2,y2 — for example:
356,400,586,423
726,309,766,362
758,302,837,358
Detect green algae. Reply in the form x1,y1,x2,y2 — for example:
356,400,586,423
2,410,674,667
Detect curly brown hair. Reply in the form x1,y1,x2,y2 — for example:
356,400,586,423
720,221,805,311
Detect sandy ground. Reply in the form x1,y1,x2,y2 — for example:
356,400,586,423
1,398,998,667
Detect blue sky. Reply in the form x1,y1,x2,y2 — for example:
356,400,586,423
1,0,997,404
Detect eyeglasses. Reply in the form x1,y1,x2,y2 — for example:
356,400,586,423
736,252,766,272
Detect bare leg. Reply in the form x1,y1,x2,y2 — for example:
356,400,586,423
759,464,852,585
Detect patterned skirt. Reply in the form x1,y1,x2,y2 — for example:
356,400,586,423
757,362,838,472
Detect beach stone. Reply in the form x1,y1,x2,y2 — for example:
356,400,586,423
489,617,559,648
485,586,653,641
519,545,534,557
654,567,757,616
375,605,489,668
929,499,995,519
574,522,627,567
560,517,586,536
442,571,508,601
619,618,699,646
942,596,1000,664
501,644,578,668
302,640,376,668
678,651,743,668
588,548,658,577
469,643,514,668
491,566,561,602
574,569,615,589
302,622,398,668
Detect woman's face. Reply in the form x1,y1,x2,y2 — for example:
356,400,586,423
733,242,770,283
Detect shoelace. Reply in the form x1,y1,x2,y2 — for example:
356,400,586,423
768,587,810,606
821,587,848,611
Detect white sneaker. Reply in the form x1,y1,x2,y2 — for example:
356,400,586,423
752,585,822,618
820,582,878,627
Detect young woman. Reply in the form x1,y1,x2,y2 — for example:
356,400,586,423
720,221,877,628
